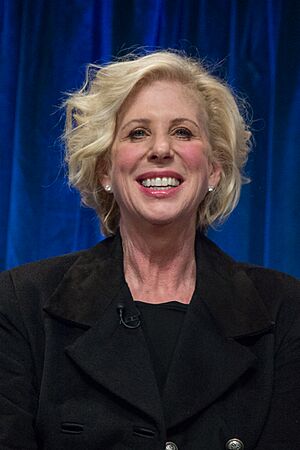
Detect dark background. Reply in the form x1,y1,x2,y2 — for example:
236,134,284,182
1,0,299,277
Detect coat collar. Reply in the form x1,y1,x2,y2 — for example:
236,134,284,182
44,233,165,425
194,234,273,338
44,233,125,328
44,231,272,338
44,231,274,428
161,235,274,427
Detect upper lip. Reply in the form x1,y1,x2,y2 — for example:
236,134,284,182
136,171,184,182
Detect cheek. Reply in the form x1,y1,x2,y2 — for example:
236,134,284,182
111,144,140,174
181,143,209,170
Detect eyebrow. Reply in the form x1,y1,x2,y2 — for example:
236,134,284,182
120,119,150,131
171,118,201,130
120,117,201,132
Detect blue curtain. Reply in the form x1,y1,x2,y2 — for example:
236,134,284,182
1,0,299,278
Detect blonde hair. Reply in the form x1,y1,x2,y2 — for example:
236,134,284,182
64,50,251,235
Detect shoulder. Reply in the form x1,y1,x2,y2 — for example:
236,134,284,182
202,233,299,292
200,233,300,318
239,264,300,334
0,236,116,309
0,251,83,304
239,263,299,299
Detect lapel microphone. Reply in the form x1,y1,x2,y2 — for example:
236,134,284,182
117,303,141,329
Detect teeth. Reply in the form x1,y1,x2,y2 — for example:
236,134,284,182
141,177,180,188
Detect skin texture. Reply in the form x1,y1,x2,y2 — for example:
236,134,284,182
102,81,221,303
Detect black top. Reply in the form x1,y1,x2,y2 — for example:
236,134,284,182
135,301,188,394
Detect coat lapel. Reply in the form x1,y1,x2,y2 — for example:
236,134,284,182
65,287,163,425
162,235,274,428
44,234,163,426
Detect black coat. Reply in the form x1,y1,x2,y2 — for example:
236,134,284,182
0,233,299,449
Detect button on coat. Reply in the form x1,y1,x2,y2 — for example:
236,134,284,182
165,442,178,450
225,438,244,450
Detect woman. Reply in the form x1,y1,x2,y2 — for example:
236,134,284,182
0,51,299,450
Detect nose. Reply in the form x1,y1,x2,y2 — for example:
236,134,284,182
148,135,173,162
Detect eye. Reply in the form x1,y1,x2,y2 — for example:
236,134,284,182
128,128,149,140
172,127,193,139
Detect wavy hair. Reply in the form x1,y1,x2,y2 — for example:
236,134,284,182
64,50,251,235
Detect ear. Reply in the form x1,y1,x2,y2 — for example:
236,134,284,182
100,173,112,189
96,155,112,189
208,162,222,187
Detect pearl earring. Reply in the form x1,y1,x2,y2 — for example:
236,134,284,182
208,185,215,192
104,185,112,193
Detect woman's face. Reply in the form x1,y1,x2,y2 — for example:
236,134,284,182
102,80,221,231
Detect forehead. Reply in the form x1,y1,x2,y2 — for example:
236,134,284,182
117,80,205,123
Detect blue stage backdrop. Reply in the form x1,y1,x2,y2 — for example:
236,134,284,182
0,0,299,277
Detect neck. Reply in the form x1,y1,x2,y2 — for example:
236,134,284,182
120,219,197,304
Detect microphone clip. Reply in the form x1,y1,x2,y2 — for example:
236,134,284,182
117,304,141,329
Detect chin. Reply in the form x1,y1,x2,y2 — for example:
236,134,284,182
141,212,190,228
147,218,175,227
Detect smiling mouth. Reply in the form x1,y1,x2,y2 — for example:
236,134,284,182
139,177,182,189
